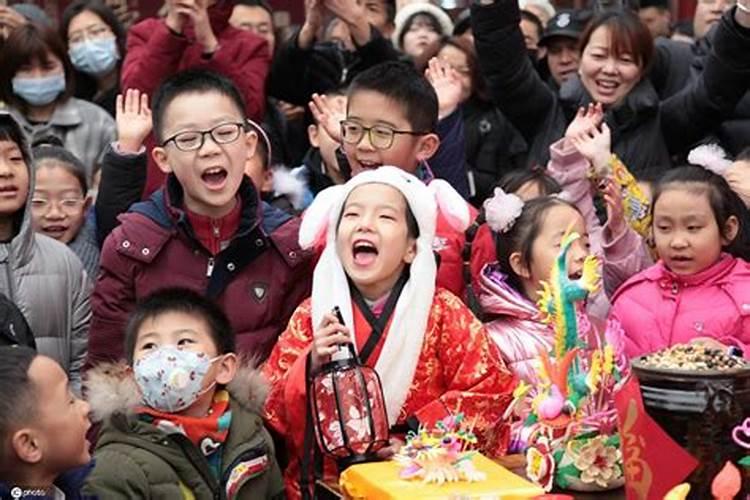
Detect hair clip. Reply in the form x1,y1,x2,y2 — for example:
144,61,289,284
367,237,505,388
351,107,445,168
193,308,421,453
484,187,524,234
687,144,732,176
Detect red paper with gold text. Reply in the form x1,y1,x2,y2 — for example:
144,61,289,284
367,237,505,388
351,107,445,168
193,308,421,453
614,376,699,500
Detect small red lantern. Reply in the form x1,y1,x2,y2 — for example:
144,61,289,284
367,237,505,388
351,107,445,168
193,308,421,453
309,320,390,471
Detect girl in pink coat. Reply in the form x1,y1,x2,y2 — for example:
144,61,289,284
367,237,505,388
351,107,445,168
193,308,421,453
611,166,750,359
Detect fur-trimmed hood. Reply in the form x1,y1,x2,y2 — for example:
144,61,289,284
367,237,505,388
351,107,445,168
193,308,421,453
85,359,268,423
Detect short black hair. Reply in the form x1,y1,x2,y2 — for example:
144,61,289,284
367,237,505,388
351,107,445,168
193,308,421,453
151,69,247,144
520,9,544,42
0,346,38,470
0,114,30,167
348,61,438,134
234,0,273,16
124,288,235,364
32,145,88,194
498,167,562,196
736,146,750,163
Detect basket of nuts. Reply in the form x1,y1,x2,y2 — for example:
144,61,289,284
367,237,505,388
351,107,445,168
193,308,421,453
631,344,750,498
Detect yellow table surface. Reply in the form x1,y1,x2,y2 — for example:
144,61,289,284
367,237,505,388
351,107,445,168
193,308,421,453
339,453,545,499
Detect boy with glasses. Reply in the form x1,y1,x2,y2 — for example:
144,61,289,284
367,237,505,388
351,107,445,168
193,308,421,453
87,69,312,366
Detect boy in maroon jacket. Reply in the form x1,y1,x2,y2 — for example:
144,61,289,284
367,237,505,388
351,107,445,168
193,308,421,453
87,70,312,366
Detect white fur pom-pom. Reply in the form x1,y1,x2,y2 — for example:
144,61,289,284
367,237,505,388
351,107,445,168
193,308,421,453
429,179,470,232
484,188,525,234
298,185,346,249
688,144,732,176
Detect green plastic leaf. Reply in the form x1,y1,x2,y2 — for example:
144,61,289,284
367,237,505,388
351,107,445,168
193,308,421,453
739,456,750,468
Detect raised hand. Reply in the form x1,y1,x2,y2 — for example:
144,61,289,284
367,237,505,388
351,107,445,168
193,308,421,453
309,92,345,144
570,122,612,175
425,57,462,120
565,103,604,140
116,89,152,154
165,0,217,52
299,0,327,49
0,6,27,40
324,0,370,44
600,177,626,238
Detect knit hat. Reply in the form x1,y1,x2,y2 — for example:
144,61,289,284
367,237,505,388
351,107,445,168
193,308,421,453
299,166,469,424
518,0,556,22
392,2,454,51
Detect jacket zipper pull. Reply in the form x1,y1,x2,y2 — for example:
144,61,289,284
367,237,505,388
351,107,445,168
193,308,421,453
206,257,215,277
212,220,220,238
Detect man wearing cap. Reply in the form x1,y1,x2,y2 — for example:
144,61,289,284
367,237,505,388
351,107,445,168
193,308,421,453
639,0,672,38
538,9,591,88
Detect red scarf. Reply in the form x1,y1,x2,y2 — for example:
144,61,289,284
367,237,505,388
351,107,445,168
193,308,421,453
137,390,232,453
185,198,242,255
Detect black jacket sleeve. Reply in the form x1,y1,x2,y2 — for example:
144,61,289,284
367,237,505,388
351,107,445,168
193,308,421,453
470,0,556,144
660,8,750,155
94,144,147,246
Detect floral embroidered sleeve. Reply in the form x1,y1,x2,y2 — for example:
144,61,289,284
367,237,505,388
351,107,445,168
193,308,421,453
414,291,517,456
262,299,314,437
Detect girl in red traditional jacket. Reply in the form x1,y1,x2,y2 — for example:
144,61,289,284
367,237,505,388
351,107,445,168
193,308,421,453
263,166,516,499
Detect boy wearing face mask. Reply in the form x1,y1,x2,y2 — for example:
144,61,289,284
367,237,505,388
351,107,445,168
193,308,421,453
84,287,284,499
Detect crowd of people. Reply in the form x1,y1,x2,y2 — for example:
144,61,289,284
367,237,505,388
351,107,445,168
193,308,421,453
0,0,748,497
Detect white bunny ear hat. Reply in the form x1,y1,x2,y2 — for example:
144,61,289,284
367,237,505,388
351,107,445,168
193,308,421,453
299,166,470,425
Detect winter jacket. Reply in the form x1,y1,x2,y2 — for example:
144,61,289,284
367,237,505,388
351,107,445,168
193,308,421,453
268,25,400,107
471,2,750,177
0,113,91,393
69,212,100,278
87,174,313,366
611,254,750,359
83,362,284,499
462,97,527,205
263,290,516,499
478,265,556,384
0,291,35,348
7,98,115,181
545,138,652,300
121,1,270,197
0,462,97,500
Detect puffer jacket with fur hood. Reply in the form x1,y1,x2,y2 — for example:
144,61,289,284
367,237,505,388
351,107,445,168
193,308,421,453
83,361,284,500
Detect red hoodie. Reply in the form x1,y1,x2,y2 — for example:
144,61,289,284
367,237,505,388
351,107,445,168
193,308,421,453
121,0,270,197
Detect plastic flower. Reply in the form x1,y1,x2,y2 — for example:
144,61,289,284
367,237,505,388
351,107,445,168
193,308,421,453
484,188,524,234
572,437,622,488
526,439,555,491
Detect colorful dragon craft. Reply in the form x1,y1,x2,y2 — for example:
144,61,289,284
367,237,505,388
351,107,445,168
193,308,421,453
532,229,600,427
507,229,628,492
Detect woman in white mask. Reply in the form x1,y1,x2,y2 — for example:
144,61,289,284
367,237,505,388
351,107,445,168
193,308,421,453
0,23,115,185
61,0,126,117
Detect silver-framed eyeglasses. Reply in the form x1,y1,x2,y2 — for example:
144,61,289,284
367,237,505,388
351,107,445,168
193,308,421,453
31,197,85,214
340,119,430,150
161,122,246,152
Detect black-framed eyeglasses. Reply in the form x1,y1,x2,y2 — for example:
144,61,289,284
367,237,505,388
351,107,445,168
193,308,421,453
339,120,430,150
161,122,246,152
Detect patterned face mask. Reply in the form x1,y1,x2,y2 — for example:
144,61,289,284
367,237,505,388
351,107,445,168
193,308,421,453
134,346,219,413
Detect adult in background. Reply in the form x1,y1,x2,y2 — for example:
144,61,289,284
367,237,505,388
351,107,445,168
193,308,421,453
638,0,672,38
417,36,527,205
0,24,115,183
61,0,127,117
538,9,591,90
471,0,750,177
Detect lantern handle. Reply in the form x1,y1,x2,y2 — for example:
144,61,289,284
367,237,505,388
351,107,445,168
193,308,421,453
332,306,362,364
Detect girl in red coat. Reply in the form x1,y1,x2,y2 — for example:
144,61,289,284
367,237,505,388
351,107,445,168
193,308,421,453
263,166,516,499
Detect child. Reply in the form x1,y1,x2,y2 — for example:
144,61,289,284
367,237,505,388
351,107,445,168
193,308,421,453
611,166,750,358
84,287,284,498
0,346,94,500
310,60,482,297
122,0,270,197
263,167,516,499
0,112,91,394
30,145,99,278
88,70,312,367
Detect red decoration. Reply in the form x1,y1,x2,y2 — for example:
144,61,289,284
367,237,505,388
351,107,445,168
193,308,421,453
309,343,390,470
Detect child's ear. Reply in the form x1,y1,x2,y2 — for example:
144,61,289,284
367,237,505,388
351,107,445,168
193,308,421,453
214,353,238,386
403,238,418,264
415,133,440,162
308,124,320,147
152,146,172,175
721,215,740,245
11,429,42,465
83,196,93,213
244,129,258,160
509,251,531,280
